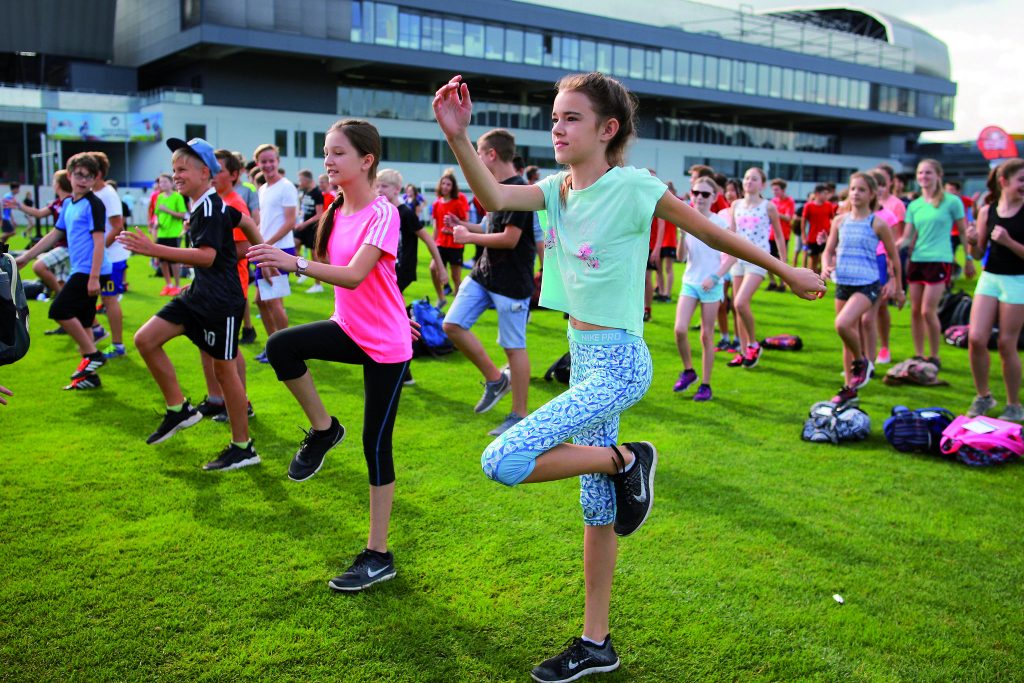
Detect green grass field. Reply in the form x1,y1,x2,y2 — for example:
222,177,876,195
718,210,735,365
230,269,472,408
2,241,1022,682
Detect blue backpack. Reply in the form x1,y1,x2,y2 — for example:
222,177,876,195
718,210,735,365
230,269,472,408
883,406,955,454
411,298,454,358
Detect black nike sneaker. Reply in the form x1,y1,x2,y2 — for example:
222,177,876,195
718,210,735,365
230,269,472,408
146,402,202,445
530,635,620,682
612,441,657,537
202,442,261,471
328,549,396,592
288,417,345,482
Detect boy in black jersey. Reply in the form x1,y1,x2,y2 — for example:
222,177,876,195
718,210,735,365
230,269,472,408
119,138,259,471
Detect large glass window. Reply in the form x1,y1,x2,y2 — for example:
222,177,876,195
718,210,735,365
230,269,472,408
294,130,308,158
274,129,288,157
374,3,397,46
543,35,559,68
769,66,782,98
718,58,731,91
805,71,817,103
675,52,690,86
629,47,644,79
837,77,849,108
596,42,612,73
827,75,839,106
398,12,420,49
613,44,629,77
562,37,580,71
782,68,793,100
744,62,757,95
313,132,326,156
816,74,828,105
505,28,523,63
351,1,363,41
645,49,659,82
580,40,596,71
443,19,463,55
421,15,442,52
690,53,704,87
757,64,770,96
484,24,503,60
660,48,675,84
524,31,543,65
464,22,484,58
793,70,805,102
704,56,717,90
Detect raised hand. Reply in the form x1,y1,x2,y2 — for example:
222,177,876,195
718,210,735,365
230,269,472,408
432,75,472,140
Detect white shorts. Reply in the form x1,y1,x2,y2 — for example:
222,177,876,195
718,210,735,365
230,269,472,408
729,260,767,279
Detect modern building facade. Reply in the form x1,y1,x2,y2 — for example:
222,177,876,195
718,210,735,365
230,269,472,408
0,0,956,201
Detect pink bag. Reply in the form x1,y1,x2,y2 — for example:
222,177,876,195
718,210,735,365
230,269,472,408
940,415,1024,467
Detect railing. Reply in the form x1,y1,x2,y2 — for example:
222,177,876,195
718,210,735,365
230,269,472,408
0,83,203,110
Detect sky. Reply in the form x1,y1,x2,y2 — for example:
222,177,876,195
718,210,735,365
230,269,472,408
700,0,1024,143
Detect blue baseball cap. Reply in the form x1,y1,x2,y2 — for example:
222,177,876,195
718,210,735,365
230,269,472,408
166,137,221,175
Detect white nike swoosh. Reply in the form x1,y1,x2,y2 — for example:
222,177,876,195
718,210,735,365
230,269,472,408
367,565,391,578
633,472,648,504
568,660,582,670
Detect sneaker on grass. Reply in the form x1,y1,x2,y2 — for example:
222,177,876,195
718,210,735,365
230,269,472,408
289,416,345,482
488,412,524,436
530,635,620,683
693,383,713,402
966,394,997,418
71,352,106,380
146,402,202,445
612,441,657,537
474,369,511,414
63,372,101,390
830,385,859,409
741,344,762,368
998,404,1024,422
673,368,698,392
239,326,257,345
91,324,107,341
727,353,745,368
196,396,227,420
306,282,324,294
211,401,255,423
202,442,261,471
102,343,126,359
44,326,68,336
849,357,870,389
328,549,396,592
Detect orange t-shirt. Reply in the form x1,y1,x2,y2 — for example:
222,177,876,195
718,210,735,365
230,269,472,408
322,191,335,212
432,193,469,249
221,190,251,297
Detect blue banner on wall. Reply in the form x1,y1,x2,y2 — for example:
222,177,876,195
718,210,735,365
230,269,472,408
46,112,163,142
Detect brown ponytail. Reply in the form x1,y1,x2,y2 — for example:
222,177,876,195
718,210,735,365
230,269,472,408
986,157,1024,207
312,119,381,262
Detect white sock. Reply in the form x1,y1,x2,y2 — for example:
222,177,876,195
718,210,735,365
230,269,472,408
581,635,606,646
622,447,636,472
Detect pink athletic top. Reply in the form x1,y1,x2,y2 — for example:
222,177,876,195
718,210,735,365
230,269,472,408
875,207,899,256
328,195,412,364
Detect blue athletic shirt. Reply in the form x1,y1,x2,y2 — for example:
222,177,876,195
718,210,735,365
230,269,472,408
835,213,880,286
536,166,667,336
56,192,111,276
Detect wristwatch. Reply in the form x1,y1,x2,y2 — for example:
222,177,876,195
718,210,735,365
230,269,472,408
295,256,309,275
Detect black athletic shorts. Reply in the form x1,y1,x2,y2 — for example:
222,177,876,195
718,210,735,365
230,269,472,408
49,272,109,327
769,239,787,259
660,247,677,260
835,281,881,303
157,236,182,265
295,226,317,250
155,297,241,361
437,246,464,267
1,219,13,235
804,242,826,257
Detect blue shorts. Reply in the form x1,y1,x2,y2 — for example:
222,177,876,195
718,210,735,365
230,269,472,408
255,247,294,282
877,253,889,287
102,260,128,297
975,271,1024,305
681,281,724,304
443,276,530,349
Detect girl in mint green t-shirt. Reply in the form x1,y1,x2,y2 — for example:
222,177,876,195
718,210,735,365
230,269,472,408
899,158,972,365
433,71,825,681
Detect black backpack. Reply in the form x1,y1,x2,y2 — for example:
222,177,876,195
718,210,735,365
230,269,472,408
0,249,30,366
544,352,571,384
938,290,972,332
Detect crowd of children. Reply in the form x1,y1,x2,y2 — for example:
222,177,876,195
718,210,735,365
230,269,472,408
7,66,1022,682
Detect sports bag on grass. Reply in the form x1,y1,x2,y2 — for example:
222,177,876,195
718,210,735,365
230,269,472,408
544,352,571,384
939,415,1024,467
0,250,30,366
801,402,870,444
883,359,948,386
760,334,803,351
938,290,972,331
883,406,955,454
410,298,454,358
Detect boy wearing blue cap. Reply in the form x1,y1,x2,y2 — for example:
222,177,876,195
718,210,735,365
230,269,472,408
119,138,263,471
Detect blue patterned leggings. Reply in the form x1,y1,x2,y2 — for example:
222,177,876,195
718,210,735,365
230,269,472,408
481,327,653,525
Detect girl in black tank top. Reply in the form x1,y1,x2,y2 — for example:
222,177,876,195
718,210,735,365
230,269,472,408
983,201,1024,275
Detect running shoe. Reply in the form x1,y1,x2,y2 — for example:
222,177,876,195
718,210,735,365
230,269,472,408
167,286,181,296
693,384,713,402
159,285,172,296
63,373,101,390
255,350,270,364
714,338,732,352
642,308,652,322
488,412,524,437
729,339,742,351
102,343,126,359
998,404,1024,422
196,397,227,420
673,368,698,392
830,385,859,409
530,636,620,683
71,352,106,380
95,303,107,315
202,442,261,471
328,549,396,592
741,344,762,368
44,326,68,336
402,366,415,387
306,282,324,294
146,402,202,445
288,417,345,482
613,441,657,537
474,369,511,414
92,325,107,342
875,347,892,365
239,326,257,345
211,401,255,423
727,353,745,368
966,394,997,418
849,358,870,389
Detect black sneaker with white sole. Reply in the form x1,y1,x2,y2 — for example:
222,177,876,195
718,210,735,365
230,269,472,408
202,442,261,471
70,352,106,380
211,401,255,423
288,417,345,482
63,372,101,390
146,402,203,445
196,397,227,420
328,549,396,592
612,441,657,537
530,636,620,683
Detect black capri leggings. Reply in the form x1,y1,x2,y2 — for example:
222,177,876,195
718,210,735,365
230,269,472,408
266,320,408,486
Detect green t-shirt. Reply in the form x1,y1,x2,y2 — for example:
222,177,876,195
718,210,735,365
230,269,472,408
906,193,964,263
536,166,667,336
155,192,187,238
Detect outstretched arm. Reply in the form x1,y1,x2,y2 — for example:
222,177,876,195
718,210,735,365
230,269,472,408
655,191,825,300
433,75,544,212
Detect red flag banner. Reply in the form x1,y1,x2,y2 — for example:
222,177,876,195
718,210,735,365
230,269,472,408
977,126,1019,161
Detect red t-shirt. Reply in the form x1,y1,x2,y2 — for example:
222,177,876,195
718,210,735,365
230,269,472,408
771,195,795,241
952,194,973,237
322,191,335,212
661,218,678,249
221,190,251,296
432,193,469,249
711,195,730,214
802,201,836,244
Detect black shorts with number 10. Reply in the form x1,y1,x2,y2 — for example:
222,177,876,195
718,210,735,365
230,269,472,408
156,297,241,361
